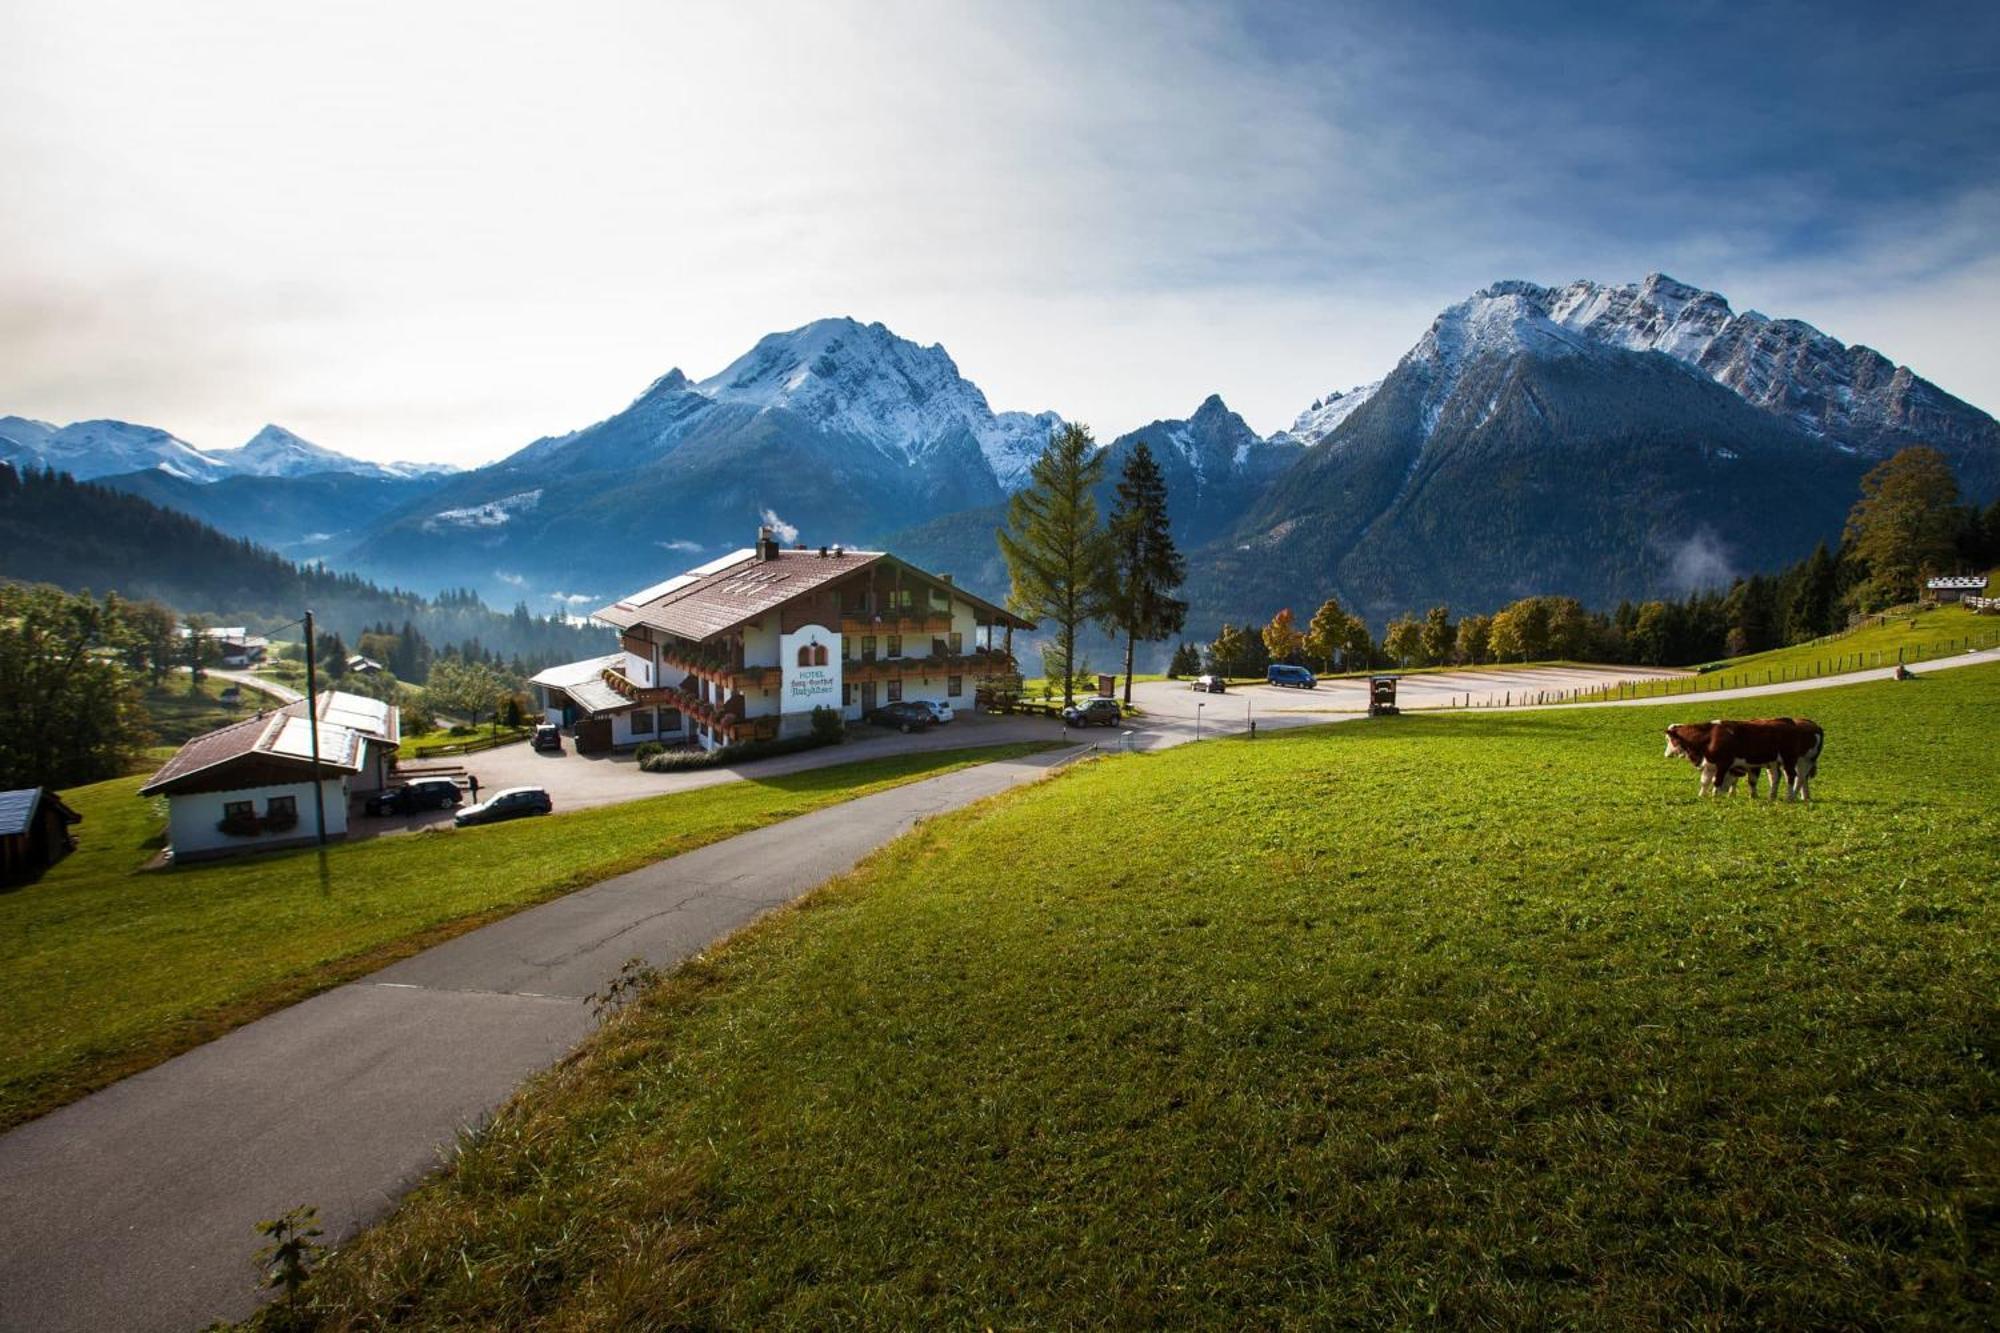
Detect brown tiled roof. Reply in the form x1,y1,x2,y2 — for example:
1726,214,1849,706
595,547,885,641
595,547,1036,643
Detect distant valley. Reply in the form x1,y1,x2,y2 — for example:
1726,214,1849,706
7,274,1997,646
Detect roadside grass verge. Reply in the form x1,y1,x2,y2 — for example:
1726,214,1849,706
400,724,534,757
0,741,1056,1131
281,666,2000,1328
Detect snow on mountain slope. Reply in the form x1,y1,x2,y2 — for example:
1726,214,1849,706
1269,381,1383,446
695,317,1064,486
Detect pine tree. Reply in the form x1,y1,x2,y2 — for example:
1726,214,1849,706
1166,642,1202,678
998,424,1113,707
1102,442,1187,704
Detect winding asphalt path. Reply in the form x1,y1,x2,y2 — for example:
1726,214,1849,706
0,745,1084,1332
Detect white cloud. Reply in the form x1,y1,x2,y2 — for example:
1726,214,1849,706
655,539,703,554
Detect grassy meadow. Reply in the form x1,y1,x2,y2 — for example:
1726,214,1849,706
276,665,2000,1328
0,742,1055,1131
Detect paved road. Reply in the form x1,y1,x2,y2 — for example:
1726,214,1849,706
0,746,1085,1333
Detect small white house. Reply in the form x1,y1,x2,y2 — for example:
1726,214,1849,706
140,691,400,861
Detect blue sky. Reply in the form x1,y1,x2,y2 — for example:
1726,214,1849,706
2,0,1995,462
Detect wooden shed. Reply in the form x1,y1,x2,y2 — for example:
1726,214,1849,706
0,788,82,886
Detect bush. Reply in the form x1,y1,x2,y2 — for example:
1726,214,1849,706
810,706,844,745
633,741,665,763
638,730,836,774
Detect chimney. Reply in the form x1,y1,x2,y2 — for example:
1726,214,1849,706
756,525,779,561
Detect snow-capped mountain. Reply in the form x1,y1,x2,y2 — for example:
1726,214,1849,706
203,424,455,481
696,317,1065,488
1409,274,1999,481
1199,271,2000,631
0,415,456,484
0,417,228,482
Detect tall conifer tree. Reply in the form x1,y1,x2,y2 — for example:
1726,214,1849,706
998,424,1112,707
1103,442,1187,703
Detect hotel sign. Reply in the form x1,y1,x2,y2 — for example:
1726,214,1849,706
779,624,842,713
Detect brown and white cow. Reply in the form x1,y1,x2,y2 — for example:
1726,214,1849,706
1663,717,1825,801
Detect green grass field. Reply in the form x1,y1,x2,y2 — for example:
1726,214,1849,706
0,742,1054,1132
399,723,535,757
276,665,2000,1328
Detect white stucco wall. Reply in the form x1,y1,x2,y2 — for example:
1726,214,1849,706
742,618,780,669
167,778,349,860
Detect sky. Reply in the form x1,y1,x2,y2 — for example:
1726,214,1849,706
3,0,1996,465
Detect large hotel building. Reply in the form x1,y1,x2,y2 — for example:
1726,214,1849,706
531,528,1035,752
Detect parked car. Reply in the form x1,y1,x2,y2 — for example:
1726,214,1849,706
1191,674,1228,693
867,701,936,733
531,723,563,753
453,786,553,826
364,778,464,817
1267,664,1318,689
1063,697,1123,727
912,699,955,724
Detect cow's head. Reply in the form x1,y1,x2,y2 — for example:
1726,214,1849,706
1663,723,1707,763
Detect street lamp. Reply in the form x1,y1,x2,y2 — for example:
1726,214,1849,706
1195,700,1204,741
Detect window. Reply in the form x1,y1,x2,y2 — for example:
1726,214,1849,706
887,678,903,702
630,709,655,735
891,587,914,611
797,644,814,667
842,683,854,707
223,800,254,821
931,637,948,659
661,709,681,731
862,635,877,662
949,631,963,654
265,795,297,819
887,635,902,659
814,643,829,666
948,675,963,697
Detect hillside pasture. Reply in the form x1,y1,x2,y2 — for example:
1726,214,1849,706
282,665,2000,1328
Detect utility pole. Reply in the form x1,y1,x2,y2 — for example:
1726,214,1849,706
303,609,328,847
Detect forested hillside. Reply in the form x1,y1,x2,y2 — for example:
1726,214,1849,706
0,465,607,661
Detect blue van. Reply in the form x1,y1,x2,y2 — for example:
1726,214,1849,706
1267,664,1317,689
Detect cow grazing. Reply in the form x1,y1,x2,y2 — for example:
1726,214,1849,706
1663,717,1825,801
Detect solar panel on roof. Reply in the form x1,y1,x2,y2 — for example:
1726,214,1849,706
264,717,361,767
